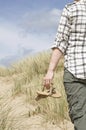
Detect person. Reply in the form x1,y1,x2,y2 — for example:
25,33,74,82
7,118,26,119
43,0,86,130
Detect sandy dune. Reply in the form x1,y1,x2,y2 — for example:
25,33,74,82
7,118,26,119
0,77,74,130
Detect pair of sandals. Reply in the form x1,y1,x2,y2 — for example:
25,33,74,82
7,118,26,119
35,86,61,101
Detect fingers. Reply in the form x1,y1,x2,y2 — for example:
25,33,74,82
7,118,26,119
43,78,53,89
43,71,54,89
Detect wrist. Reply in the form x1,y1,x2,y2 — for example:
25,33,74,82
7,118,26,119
48,69,54,73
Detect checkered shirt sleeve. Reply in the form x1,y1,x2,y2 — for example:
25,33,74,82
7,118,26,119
51,6,71,54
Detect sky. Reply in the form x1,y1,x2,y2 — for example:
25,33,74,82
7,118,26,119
0,0,73,59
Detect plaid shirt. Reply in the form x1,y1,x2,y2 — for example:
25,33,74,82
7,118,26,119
51,0,86,79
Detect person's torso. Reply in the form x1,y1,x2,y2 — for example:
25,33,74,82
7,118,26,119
64,0,86,79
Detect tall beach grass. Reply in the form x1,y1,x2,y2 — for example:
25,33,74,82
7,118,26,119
0,51,71,130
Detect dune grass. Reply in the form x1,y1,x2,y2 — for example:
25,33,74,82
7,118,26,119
0,51,70,130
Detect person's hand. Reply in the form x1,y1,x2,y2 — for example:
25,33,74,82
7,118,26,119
43,70,54,89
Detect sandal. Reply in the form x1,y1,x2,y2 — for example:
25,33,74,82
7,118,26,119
35,86,61,101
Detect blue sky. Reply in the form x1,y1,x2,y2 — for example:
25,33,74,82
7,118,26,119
0,0,73,59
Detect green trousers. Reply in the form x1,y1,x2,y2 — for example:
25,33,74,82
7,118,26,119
63,68,86,130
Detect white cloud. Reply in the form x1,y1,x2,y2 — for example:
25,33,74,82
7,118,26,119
0,22,20,47
0,8,61,58
21,8,62,33
0,21,21,58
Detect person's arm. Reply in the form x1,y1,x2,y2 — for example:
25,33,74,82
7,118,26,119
43,48,63,89
43,5,71,89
